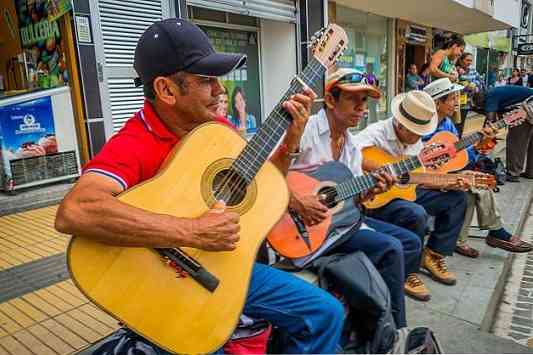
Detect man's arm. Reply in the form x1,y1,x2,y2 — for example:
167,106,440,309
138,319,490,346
55,173,240,251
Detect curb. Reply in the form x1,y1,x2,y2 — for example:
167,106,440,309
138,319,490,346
481,184,533,332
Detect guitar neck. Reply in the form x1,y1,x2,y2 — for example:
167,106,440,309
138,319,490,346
455,118,507,151
334,156,423,202
408,172,474,187
231,58,326,184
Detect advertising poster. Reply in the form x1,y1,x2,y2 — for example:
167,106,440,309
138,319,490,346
0,96,58,166
200,25,261,140
15,0,69,89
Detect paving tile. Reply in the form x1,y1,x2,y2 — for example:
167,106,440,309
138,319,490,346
27,323,73,354
8,299,47,323
21,294,61,318
53,313,102,343
66,309,114,336
0,335,32,355
0,303,34,328
40,318,87,350
11,330,56,355
0,311,22,334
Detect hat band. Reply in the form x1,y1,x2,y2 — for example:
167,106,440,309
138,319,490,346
431,86,455,99
399,102,431,126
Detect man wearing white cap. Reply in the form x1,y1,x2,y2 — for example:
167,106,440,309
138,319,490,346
289,68,422,328
423,78,533,256
355,89,468,300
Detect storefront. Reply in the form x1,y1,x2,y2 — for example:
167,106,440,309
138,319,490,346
0,0,84,192
396,20,433,94
328,1,393,128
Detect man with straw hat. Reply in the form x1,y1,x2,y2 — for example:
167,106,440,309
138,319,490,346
356,90,468,301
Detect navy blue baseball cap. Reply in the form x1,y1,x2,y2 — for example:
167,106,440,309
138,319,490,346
134,18,246,86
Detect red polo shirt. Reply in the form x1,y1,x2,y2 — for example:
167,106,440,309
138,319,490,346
84,101,231,190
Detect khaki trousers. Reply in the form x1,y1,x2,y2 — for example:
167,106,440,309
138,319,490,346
506,122,533,177
457,189,503,245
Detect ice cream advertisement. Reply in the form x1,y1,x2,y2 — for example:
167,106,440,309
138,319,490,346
0,96,57,163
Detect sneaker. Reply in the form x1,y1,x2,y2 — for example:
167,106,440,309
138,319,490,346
422,248,456,285
405,273,431,301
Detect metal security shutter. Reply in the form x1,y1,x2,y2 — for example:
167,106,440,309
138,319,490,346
187,0,296,22
96,0,171,133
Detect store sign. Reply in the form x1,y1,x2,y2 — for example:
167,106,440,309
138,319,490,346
518,42,533,55
15,0,69,88
19,19,60,47
75,15,92,44
405,25,428,44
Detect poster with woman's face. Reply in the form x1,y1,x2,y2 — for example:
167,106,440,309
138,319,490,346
201,25,261,140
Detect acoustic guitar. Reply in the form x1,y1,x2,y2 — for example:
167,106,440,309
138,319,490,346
268,142,455,259
362,147,497,209
425,109,526,173
66,25,348,354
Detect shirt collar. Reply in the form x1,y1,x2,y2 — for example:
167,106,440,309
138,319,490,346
385,117,399,141
317,109,331,137
139,101,179,141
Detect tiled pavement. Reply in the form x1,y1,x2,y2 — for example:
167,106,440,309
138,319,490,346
0,206,119,355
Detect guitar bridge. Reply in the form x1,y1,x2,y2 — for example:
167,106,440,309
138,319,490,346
156,248,220,293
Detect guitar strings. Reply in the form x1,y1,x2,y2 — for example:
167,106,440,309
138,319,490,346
215,59,324,205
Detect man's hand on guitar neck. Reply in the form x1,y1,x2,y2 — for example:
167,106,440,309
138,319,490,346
360,171,397,202
289,192,328,226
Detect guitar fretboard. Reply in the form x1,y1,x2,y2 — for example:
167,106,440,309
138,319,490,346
455,118,507,152
231,58,326,184
334,155,423,202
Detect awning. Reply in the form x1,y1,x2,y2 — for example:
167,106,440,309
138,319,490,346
333,0,513,34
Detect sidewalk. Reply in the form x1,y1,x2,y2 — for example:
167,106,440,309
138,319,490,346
0,206,119,354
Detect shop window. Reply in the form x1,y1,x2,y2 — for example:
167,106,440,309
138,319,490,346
199,25,262,140
188,6,259,27
330,4,391,129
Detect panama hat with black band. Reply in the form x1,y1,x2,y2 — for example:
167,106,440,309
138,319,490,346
423,78,464,100
391,90,438,136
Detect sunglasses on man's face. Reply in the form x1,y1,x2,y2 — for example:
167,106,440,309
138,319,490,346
337,73,376,86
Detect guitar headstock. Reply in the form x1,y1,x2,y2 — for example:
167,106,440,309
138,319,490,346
418,142,457,169
310,24,348,68
503,109,527,128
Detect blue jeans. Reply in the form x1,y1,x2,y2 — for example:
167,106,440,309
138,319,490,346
329,217,421,328
243,263,344,353
369,188,467,256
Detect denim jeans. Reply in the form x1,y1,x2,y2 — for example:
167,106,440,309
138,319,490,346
369,188,467,256
329,217,421,328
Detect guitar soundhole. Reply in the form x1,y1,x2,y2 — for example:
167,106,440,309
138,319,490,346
317,186,338,209
213,169,248,207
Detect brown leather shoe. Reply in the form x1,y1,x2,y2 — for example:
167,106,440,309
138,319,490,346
422,248,456,285
405,273,431,302
486,235,533,253
455,243,480,258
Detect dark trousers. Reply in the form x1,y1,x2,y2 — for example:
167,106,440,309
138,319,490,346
506,122,533,177
330,217,422,328
368,188,467,256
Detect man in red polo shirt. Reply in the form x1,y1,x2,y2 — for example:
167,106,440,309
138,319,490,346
55,19,344,353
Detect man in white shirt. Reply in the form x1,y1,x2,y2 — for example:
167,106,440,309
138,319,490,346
288,69,423,327
356,91,467,297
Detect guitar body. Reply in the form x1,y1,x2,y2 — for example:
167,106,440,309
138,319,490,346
426,131,469,173
67,123,289,354
268,161,362,258
362,147,422,209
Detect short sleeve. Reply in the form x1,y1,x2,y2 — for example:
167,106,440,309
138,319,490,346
83,133,144,190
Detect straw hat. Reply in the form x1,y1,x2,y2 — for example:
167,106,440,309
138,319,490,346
423,78,464,100
391,90,438,136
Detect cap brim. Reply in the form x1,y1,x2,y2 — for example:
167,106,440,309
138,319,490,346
186,52,247,77
331,83,382,99
391,94,438,136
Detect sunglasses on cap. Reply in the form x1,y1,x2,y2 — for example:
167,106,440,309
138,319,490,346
336,72,377,86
